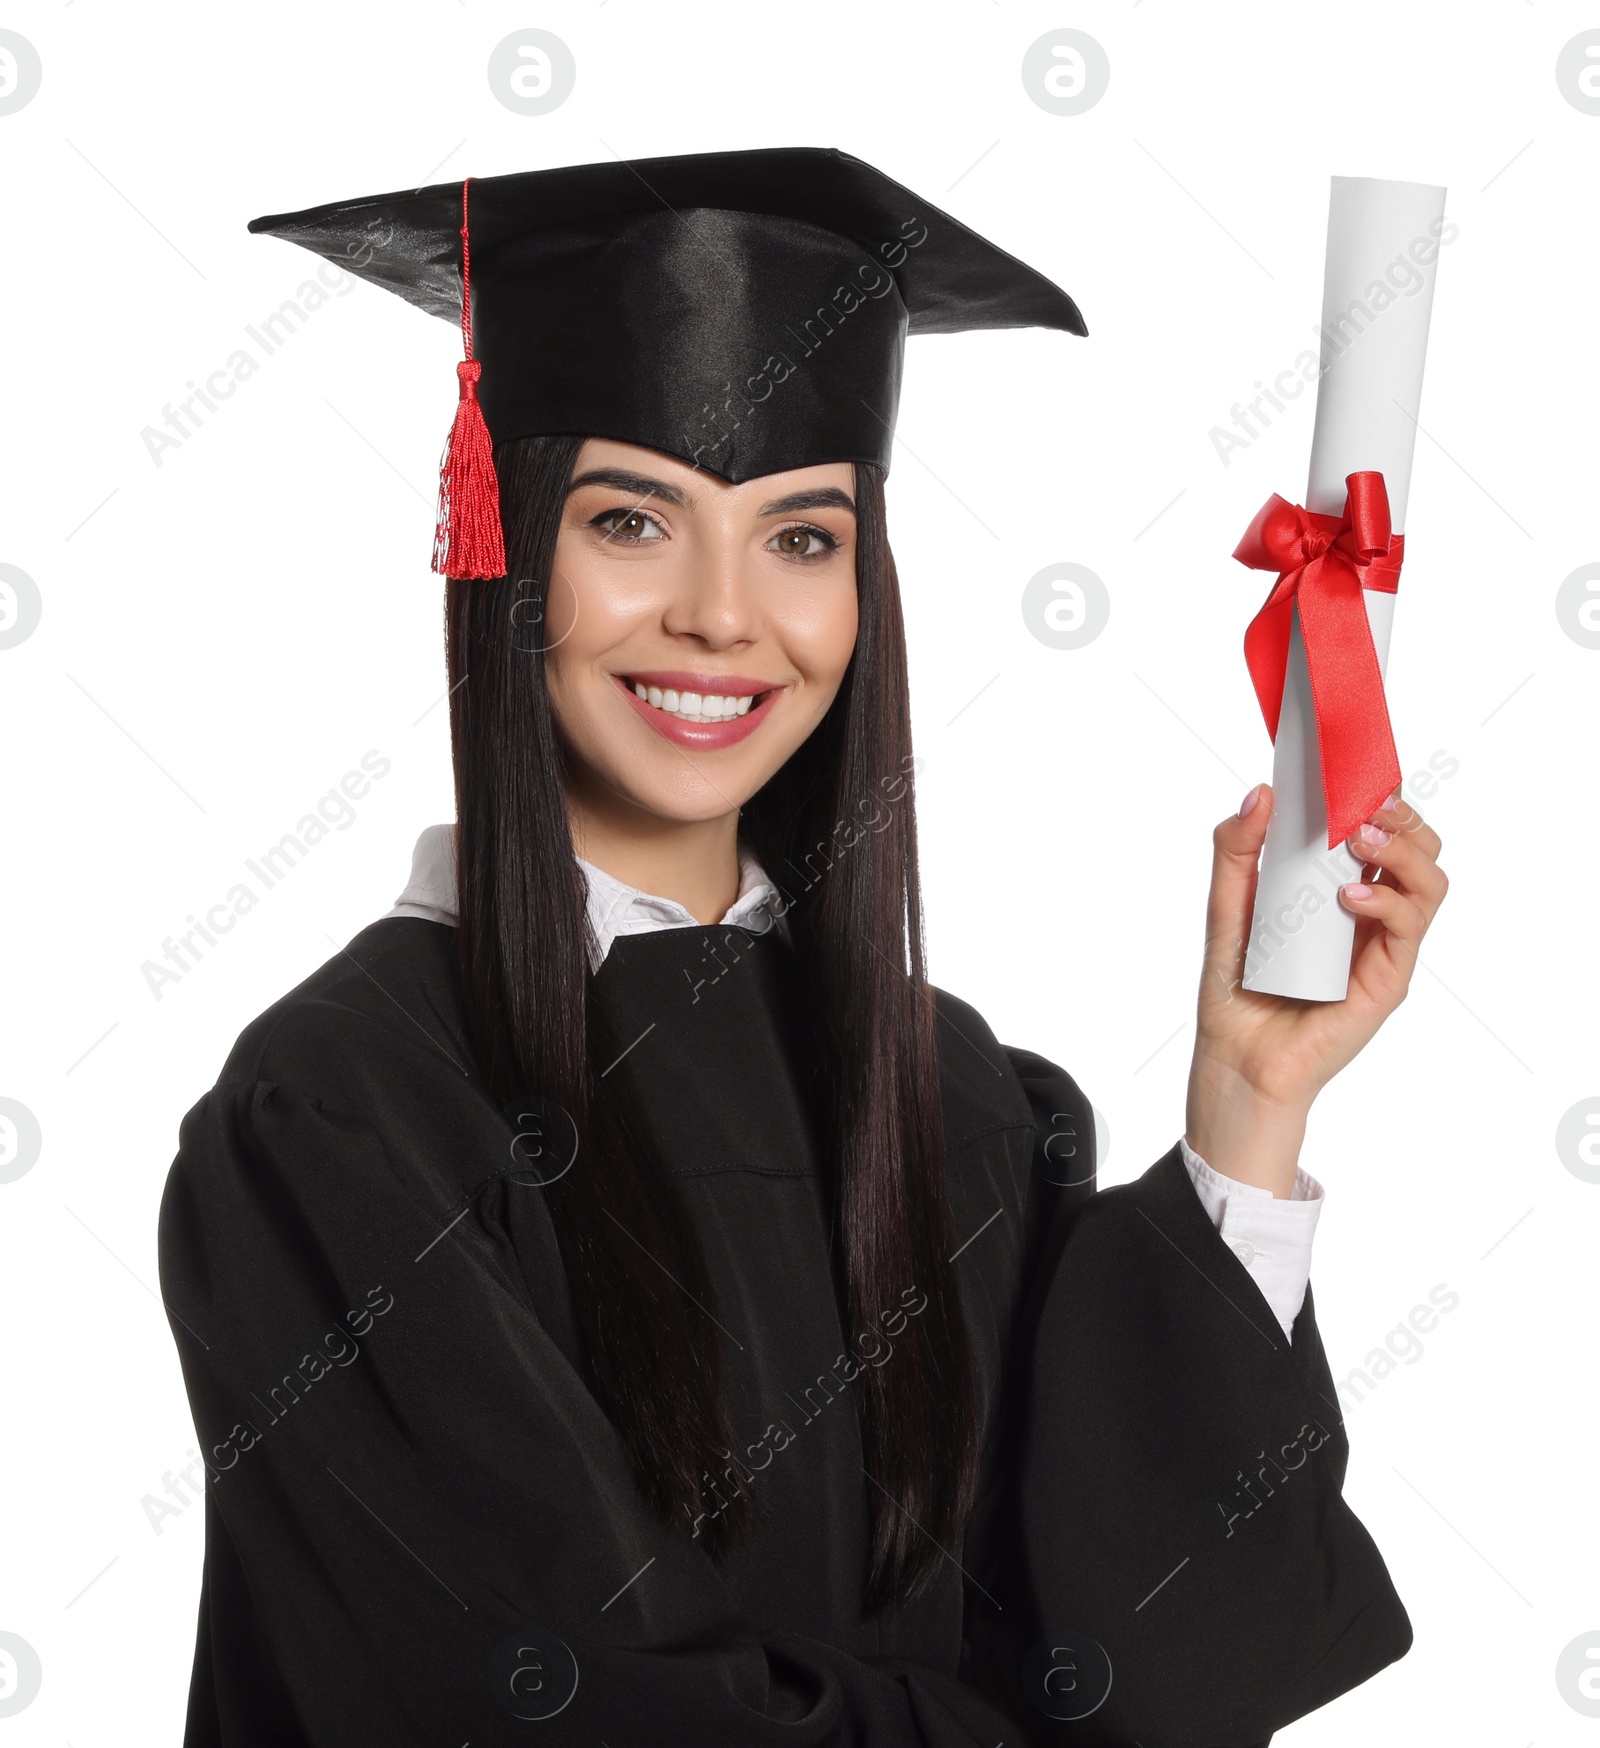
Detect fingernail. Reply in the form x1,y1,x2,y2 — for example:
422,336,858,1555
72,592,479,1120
1239,783,1264,818
1342,882,1373,900
1356,823,1391,847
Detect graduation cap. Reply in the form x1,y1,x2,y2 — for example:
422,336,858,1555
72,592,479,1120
248,146,1086,579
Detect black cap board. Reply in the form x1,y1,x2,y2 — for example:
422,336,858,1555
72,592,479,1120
250,147,1084,482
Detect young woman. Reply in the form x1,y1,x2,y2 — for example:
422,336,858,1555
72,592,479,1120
160,149,1447,1747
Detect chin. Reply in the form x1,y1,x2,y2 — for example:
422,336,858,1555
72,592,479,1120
606,765,765,826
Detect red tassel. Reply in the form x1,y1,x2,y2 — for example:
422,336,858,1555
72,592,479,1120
432,358,506,579
431,178,506,581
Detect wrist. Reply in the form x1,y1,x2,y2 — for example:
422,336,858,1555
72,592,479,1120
1185,1061,1312,1200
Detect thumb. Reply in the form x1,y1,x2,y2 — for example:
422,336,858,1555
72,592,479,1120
1201,782,1273,993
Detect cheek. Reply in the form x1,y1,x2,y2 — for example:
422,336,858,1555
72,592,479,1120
775,581,859,694
542,537,648,699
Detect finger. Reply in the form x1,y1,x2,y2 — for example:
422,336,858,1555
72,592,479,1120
1345,818,1449,921
1200,782,1274,990
1370,789,1441,864
1338,877,1429,986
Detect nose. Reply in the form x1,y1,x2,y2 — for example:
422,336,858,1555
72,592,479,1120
660,523,761,650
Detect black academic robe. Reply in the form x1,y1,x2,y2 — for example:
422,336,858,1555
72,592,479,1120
157,915,1410,1747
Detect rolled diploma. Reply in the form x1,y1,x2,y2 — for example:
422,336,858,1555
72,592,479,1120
1242,175,1446,1001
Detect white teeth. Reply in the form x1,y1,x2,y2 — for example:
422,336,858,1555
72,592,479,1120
629,681,762,722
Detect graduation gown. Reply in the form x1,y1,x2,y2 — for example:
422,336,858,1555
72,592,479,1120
158,915,1411,1746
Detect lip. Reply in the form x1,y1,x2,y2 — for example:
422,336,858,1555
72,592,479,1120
611,672,785,751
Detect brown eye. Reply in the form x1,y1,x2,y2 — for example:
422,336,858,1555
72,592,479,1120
769,524,836,560
592,507,665,542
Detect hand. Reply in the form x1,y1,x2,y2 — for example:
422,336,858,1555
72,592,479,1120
1184,782,1449,1196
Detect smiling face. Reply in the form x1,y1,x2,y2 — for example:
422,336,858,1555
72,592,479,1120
542,438,861,832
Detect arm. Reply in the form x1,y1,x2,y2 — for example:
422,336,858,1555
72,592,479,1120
960,1056,1411,1747
1153,782,1446,1341
1184,782,1449,1196
1179,1137,1323,1341
957,785,1446,1743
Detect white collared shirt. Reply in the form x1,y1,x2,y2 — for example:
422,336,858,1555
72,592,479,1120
389,824,787,966
385,824,1320,1337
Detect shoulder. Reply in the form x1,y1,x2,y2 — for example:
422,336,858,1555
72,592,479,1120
164,919,499,1240
214,917,476,1104
930,985,1091,1159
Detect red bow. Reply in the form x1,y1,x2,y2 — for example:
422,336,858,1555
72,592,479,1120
1234,471,1404,850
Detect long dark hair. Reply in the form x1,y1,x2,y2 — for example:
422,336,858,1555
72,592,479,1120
446,435,978,1611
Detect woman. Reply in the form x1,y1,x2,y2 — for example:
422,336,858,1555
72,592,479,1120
160,149,1446,1746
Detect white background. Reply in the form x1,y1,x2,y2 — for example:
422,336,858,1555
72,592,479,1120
2,2,1596,1742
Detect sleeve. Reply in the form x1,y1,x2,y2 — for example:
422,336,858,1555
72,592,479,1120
1178,1138,1324,1340
158,1076,1027,1748
958,1049,1411,1748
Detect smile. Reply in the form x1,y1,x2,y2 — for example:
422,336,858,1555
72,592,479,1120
612,671,784,750
631,682,759,721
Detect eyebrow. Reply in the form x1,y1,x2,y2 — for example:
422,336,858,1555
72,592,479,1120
567,469,856,519
757,487,856,516
567,467,691,507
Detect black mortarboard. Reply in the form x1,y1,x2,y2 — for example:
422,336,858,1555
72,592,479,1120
248,146,1085,578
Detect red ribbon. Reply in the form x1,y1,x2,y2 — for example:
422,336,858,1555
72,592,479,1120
1233,471,1404,850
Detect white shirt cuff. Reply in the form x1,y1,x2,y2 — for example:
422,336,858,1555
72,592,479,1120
1177,1137,1323,1340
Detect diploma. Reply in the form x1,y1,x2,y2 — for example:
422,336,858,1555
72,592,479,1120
1239,175,1447,1001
